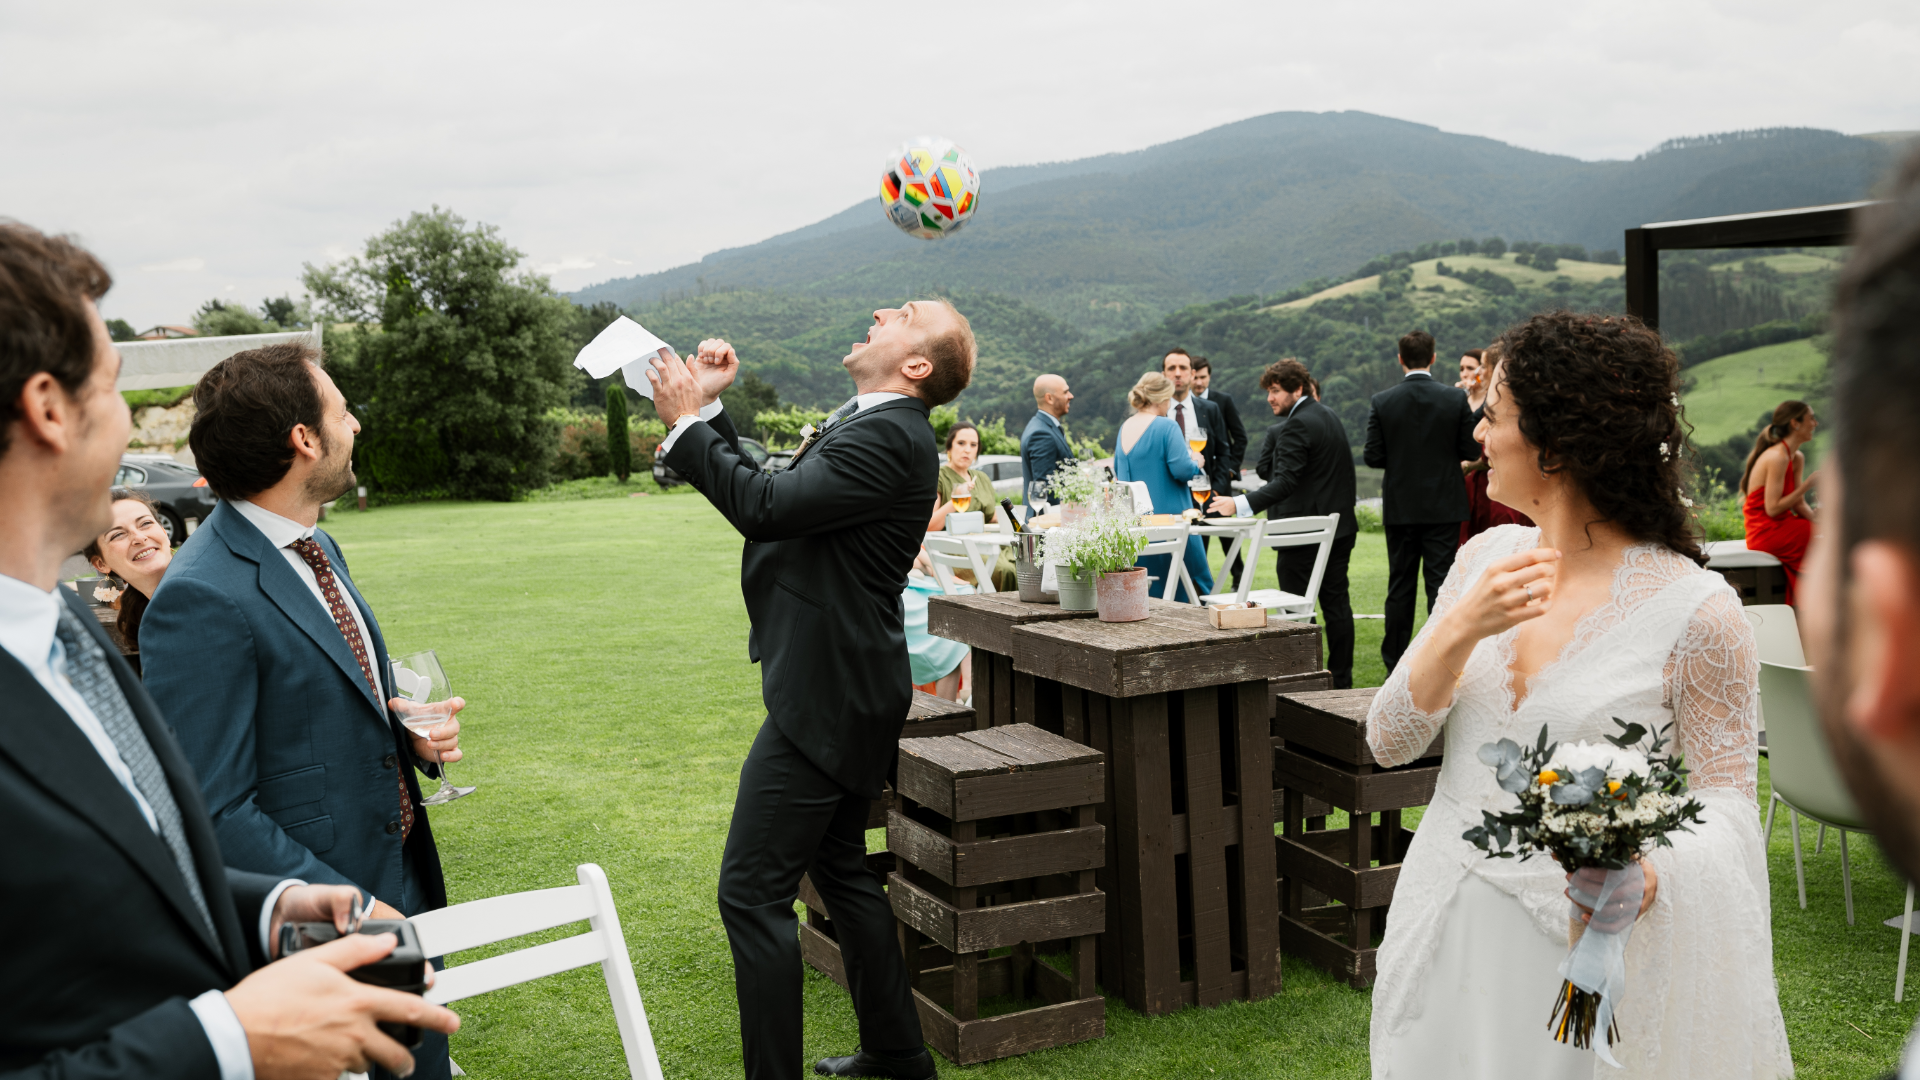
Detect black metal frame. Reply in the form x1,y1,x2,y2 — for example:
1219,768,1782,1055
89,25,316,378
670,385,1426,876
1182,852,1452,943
1623,201,1875,329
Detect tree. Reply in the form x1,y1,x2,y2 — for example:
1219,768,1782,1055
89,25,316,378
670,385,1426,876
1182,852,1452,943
303,207,576,501
105,318,137,342
193,299,277,336
606,383,631,482
1480,237,1508,257
720,370,781,441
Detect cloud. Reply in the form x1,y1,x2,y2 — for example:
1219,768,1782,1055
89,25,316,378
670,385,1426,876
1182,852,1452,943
139,257,205,273
612,258,633,266
533,256,598,275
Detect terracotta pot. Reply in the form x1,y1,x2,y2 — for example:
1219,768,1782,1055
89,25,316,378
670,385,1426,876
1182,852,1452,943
1095,567,1150,622
1056,566,1098,611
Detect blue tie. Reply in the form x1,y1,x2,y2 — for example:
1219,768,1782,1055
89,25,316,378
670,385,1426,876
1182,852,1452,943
54,605,217,939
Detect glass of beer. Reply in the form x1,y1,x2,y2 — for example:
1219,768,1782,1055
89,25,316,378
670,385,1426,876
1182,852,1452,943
1188,429,1208,455
951,481,972,514
1190,474,1212,509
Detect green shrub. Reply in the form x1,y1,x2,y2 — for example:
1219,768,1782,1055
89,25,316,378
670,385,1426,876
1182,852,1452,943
549,408,610,481
607,385,631,481
1691,469,1746,542
756,405,828,448
123,386,194,410
1355,504,1384,533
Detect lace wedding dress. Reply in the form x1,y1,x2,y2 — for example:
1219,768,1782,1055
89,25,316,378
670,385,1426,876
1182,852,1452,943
1367,525,1792,1079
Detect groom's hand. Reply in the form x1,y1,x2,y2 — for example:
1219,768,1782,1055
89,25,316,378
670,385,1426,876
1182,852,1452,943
646,348,705,425
690,338,739,405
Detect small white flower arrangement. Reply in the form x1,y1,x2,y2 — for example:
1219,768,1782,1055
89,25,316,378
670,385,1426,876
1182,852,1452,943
92,583,125,605
1038,510,1147,577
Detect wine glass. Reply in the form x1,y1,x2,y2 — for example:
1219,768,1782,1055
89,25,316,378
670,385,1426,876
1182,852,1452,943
951,481,973,514
1027,479,1052,513
1189,474,1214,520
390,649,475,805
1187,429,1209,456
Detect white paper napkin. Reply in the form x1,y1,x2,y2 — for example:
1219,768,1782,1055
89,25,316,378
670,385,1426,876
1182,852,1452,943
573,316,674,399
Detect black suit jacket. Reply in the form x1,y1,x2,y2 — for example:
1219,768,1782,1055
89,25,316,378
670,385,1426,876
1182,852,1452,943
1363,372,1480,525
1203,388,1248,476
664,399,939,798
0,588,280,1078
1243,398,1358,539
1172,393,1233,494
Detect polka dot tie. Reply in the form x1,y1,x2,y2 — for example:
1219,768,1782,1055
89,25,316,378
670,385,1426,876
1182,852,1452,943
289,537,413,840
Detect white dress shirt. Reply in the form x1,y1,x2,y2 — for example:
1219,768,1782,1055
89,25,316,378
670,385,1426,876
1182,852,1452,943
657,392,908,456
1167,392,1202,443
231,500,383,701
1233,396,1308,518
0,572,278,1080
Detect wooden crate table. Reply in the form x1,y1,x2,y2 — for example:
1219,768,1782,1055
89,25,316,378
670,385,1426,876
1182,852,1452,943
1272,687,1443,989
1007,611,1320,1015
924,592,1100,735
800,691,979,985
890,724,1107,1064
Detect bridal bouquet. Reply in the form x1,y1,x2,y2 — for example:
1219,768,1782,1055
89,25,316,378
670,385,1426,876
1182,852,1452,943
1462,719,1705,1062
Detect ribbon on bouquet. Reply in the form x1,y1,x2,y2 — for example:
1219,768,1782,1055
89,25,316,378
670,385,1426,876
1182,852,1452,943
1559,862,1647,1067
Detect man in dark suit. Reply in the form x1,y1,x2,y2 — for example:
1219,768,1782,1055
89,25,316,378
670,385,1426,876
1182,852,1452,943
143,343,466,1080
650,300,976,1080
0,220,456,1079
1364,330,1481,671
1161,349,1232,498
1019,373,1074,506
1214,360,1358,687
1192,357,1247,477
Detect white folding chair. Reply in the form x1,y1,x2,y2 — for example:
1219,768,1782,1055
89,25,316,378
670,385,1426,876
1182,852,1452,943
407,863,665,1080
1243,514,1342,621
1134,524,1199,605
1197,518,1269,605
922,535,996,594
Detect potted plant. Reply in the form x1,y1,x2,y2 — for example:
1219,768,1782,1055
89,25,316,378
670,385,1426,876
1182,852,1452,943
1045,461,1103,524
1037,523,1099,611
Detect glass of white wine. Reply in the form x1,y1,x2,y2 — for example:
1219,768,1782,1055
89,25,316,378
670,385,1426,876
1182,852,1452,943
951,481,973,514
390,649,474,806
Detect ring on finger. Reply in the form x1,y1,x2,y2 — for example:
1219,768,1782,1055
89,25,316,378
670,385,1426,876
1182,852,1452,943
1523,584,1535,602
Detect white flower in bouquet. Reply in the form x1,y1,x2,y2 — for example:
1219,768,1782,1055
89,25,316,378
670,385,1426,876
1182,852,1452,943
1545,740,1651,784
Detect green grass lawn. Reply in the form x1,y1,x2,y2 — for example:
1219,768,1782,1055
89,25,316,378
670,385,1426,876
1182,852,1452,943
1682,339,1828,446
326,496,1911,1078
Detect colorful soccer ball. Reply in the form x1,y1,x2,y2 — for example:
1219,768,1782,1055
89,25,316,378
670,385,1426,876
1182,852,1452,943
879,137,980,240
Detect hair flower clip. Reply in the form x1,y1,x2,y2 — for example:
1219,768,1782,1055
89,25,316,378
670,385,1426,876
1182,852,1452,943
1658,441,1670,462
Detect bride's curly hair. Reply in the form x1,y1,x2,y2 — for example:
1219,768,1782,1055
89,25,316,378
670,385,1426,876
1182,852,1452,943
1494,311,1704,565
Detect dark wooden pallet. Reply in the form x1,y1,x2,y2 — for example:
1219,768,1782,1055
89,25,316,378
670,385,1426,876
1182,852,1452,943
1272,687,1439,989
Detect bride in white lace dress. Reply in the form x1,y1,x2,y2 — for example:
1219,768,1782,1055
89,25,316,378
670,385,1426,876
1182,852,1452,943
1367,313,1792,1079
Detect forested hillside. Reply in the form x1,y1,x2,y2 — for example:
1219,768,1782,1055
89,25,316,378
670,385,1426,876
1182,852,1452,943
577,112,1889,343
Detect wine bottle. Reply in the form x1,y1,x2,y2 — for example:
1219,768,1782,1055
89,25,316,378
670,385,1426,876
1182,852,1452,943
1001,498,1021,532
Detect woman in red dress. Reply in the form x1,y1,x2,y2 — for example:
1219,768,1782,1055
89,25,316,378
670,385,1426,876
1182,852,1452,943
1741,400,1819,603
1458,344,1534,543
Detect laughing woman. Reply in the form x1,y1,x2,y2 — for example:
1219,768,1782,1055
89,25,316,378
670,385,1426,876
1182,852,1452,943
83,486,174,656
1366,313,1789,1079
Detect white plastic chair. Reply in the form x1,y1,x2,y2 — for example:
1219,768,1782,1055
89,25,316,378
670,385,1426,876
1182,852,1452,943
1758,662,1917,1000
1745,605,1806,667
1243,514,1342,621
407,863,665,1080
922,535,996,594
1133,524,1199,604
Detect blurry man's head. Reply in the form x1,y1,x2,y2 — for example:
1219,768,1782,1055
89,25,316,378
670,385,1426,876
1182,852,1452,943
846,299,975,406
1804,151,1920,885
0,222,129,583
1398,330,1436,371
1033,373,1073,417
1162,349,1193,395
1192,356,1212,393
190,343,358,514
1259,358,1311,415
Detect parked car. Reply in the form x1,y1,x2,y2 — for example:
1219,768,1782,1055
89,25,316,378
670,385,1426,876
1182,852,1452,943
652,436,777,488
116,454,218,544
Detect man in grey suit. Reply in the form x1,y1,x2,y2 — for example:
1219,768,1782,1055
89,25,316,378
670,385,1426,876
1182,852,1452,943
1363,330,1481,671
1020,373,1074,506
144,343,467,1080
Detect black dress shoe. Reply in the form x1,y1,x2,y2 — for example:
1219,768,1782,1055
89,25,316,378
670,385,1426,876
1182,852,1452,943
813,1048,937,1079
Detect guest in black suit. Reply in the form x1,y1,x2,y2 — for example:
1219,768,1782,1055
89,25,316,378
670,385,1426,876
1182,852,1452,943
652,300,976,1080
1161,348,1232,499
1214,360,1359,687
1364,330,1481,671
0,221,456,1080
1192,357,1247,476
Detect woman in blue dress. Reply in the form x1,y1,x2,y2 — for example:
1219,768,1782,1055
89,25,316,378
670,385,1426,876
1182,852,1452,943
1113,372,1214,601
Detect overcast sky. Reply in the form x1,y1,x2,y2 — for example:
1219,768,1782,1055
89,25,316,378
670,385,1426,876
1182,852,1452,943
5,0,1915,328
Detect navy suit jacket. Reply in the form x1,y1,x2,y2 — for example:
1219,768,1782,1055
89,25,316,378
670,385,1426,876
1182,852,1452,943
0,587,281,1078
1020,410,1073,502
143,501,445,915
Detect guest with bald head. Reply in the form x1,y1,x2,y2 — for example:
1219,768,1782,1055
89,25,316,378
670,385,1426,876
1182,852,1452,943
1021,373,1075,508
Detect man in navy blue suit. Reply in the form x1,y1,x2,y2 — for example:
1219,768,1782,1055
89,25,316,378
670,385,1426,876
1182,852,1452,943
1019,373,1074,506
144,343,466,1080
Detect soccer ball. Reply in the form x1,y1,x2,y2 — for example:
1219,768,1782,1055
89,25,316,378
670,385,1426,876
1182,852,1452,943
879,137,980,240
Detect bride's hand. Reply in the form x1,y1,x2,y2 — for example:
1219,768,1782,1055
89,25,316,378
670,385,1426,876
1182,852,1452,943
1448,547,1561,642
1567,859,1658,931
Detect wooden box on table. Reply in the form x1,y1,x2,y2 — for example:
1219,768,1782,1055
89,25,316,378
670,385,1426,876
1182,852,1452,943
801,691,978,984
1272,687,1442,988
889,724,1107,1064
1009,610,1321,1015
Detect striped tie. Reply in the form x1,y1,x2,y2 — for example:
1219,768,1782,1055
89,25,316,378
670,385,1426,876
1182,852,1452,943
53,605,217,939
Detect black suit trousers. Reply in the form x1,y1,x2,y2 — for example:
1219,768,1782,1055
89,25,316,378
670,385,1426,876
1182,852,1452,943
1278,533,1356,688
1382,523,1462,672
719,720,922,1080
